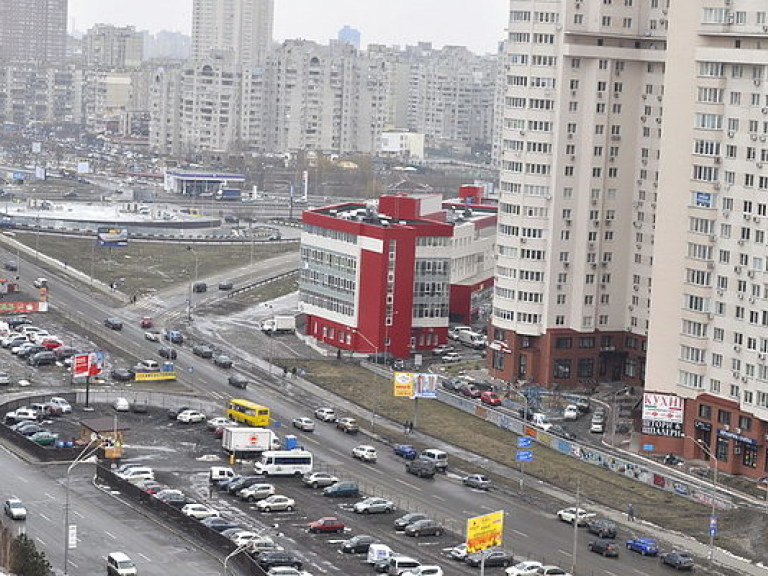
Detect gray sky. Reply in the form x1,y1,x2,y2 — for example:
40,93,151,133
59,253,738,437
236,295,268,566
68,0,507,54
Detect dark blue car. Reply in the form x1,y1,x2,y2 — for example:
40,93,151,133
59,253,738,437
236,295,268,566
626,537,660,556
393,444,418,459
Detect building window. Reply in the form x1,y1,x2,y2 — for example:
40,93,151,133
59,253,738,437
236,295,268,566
738,415,752,431
579,337,595,348
555,337,572,349
743,444,758,468
716,437,729,462
577,358,594,378
717,410,731,426
554,359,571,379
698,404,712,419
492,350,505,371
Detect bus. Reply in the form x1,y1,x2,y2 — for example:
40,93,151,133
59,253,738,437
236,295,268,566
226,399,270,427
254,450,313,477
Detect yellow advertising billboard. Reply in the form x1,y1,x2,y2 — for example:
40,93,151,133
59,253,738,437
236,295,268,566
466,510,504,553
134,371,177,382
393,372,413,397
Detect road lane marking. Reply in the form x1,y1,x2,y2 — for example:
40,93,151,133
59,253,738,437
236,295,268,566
558,549,570,556
138,553,151,562
35,537,46,547
432,495,446,502
73,511,84,519
44,492,56,500
38,513,51,523
104,530,117,540
395,478,421,491
512,529,528,537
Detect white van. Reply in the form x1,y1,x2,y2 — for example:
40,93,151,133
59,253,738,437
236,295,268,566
367,543,392,564
107,552,137,576
532,413,552,431
386,556,420,575
209,466,235,483
448,326,472,340
116,467,154,483
458,330,487,350
420,448,448,472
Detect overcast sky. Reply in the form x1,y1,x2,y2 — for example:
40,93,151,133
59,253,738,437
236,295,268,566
67,0,507,54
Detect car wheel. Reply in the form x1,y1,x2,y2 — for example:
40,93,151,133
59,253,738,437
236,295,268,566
641,550,646,556
502,560,510,567
363,508,369,514
435,529,442,536
286,505,293,511
385,507,391,513
264,506,271,512
311,482,318,489
248,496,255,502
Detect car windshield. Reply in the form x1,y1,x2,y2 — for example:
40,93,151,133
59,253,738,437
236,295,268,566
8,502,23,509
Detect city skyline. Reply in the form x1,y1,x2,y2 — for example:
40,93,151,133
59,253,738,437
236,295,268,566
67,0,506,54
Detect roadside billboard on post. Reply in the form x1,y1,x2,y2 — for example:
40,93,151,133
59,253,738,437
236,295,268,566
642,392,684,438
393,372,438,398
466,510,504,553
97,227,128,247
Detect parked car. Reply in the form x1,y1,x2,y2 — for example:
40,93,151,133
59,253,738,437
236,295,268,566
308,516,346,533
256,495,295,513
3,262,17,272
458,382,482,398
340,534,377,554
192,282,207,293
113,398,130,412
352,444,377,462
322,481,358,498
404,519,443,537
336,417,359,434
586,518,617,539
465,549,513,568
395,513,429,531
462,474,491,490
625,537,660,556
49,397,72,413
111,368,134,382
28,351,56,367
158,347,177,359
353,497,394,514
660,550,694,570
200,517,240,532
292,417,315,432
401,567,443,576
218,280,234,290
563,405,580,421
181,503,220,520
480,391,502,406
207,417,230,430
154,491,188,508
556,508,595,526
576,398,591,413
228,374,249,389
257,551,302,572
505,560,544,575
192,344,214,358
226,476,266,495
239,483,276,502
588,539,619,557
177,410,206,424
104,317,123,330
534,566,572,576
214,355,233,369
314,407,337,422
450,543,468,561
441,352,462,363
29,431,58,446
393,444,418,459
432,344,455,355
3,498,26,520
302,472,338,489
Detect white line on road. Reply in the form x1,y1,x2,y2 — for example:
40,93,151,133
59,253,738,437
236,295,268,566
104,530,117,540
604,571,618,576
44,492,56,500
73,511,84,519
138,553,151,562
558,549,570,556
38,513,51,523
395,478,421,491
432,495,446,502
35,537,46,547
512,529,528,538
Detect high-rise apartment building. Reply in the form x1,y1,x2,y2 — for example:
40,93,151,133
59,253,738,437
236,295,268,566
489,1,669,389
83,24,144,69
191,0,273,66
645,1,768,478
0,0,68,63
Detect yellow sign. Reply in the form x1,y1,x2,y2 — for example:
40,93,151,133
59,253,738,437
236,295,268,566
466,510,504,553
393,372,414,397
134,371,177,381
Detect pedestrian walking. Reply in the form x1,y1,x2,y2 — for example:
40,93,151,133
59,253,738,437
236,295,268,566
403,420,410,434
291,366,297,378
627,503,635,522
283,367,288,377
407,421,414,434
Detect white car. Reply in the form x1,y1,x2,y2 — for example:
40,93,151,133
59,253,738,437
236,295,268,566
228,530,260,547
590,421,605,433
301,472,339,489
556,507,596,526
33,278,47,288
4,497,27,520
534,567,572,576
292,417,315,432
353,497,394,514
441,352,462,363
49,397,72,414
113,398,130,412
239,483,276,502
256,495,295,512
144,330,162,342
206,416,230,430
506,561,544,576
314,407,337,422
352,445,378,462
28,331,51,344
266,568,313,576
181,503,220,520
177,410,206,424
563,405,579,421
401,567,443,576
449,543,467,561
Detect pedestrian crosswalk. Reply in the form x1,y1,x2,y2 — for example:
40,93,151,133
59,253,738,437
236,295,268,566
131,295,166,315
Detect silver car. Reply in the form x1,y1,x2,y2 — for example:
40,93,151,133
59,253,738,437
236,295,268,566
292,417,315,432
353,497,394,514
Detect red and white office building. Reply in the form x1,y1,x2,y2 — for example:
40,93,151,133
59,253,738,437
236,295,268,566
299,187,496,359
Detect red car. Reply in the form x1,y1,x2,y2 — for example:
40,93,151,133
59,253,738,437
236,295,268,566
40,338,63,350
140,316,153,328
480,391,502,406
308,516,346,534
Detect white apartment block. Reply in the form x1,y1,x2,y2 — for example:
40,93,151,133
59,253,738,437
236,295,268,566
191,0,273,67
0,0,67,64
646,0,768,478
489,0,669,389
0,64,83,126
82,25,144,69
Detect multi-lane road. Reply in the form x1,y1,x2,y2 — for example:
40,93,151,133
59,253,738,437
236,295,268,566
0,249,739,576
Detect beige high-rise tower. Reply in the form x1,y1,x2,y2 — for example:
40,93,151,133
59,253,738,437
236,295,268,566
489,0,668,389
192,0,274,66
0,0,68,63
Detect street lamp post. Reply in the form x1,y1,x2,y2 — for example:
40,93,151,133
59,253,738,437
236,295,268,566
264,303,273,374
222,524,278,576
694,438,719,561
353,328,379,429
187,246,198,322
63,435,102,574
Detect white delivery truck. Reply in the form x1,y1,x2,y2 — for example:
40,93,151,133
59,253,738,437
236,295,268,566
367,544,393,565
261,315,296,334
458,330,487,350
221,427,280,455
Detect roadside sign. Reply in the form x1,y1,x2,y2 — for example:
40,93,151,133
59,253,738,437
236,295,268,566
517,437,533,449
67,524,77,549
516,450,534,462
709,515,718,537
643,444,655,451
466,510,504,554
134,371,177,381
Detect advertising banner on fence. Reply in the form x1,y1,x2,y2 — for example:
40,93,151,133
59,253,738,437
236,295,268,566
97,227,128,247
466,510,504,553
642,393,684,437
134,371,177,381
393,372,438,399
